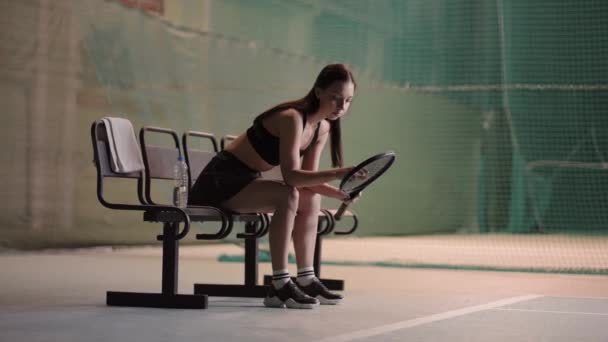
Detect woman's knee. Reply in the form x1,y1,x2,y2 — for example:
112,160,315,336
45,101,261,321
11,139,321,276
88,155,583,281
297,188,321,214
278,184,299,212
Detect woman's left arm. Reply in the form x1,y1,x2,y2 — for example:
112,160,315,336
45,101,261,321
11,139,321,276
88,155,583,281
304,183,346,200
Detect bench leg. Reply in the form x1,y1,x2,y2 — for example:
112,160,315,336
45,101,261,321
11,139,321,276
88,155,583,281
194,222,267,298
107,223,208,309
312,235,345,291
106,291,207,309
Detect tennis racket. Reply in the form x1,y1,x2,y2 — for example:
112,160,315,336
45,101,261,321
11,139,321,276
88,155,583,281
334,151,396,220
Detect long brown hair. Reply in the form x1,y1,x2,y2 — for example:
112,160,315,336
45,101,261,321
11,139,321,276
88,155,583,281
255,64,356,167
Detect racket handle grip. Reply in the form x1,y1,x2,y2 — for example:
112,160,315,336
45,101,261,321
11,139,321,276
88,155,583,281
334,202,349,221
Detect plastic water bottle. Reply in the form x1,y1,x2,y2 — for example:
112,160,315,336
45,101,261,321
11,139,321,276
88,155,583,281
173,155,188,208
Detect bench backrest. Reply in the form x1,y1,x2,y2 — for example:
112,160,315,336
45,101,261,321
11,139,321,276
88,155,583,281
139,127,184,205
90,119,146,207
182,131,219,189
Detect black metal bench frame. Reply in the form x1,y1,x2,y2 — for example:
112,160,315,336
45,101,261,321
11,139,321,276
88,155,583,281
92,118,359,308
91,120,208,309
139,128,268,298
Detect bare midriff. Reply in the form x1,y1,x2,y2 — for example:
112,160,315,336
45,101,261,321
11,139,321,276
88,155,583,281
224,123,317,173
224,133,275,172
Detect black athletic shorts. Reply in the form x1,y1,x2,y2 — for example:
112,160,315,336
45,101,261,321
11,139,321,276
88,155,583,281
188,151,261,207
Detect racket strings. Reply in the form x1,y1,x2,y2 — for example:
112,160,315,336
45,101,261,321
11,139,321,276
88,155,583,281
342,156,393,192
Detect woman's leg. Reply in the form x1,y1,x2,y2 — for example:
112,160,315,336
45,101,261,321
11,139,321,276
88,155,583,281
223,180,320,308
221,179,299,271
291,188,343,304
292,188,321,269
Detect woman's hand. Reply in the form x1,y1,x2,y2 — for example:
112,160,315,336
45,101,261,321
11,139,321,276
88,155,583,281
336,166,368,180
335,167,353,180
341,191,362,204
352,167,368,179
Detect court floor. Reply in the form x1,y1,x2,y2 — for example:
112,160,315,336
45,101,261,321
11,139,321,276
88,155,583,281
1,241,607,342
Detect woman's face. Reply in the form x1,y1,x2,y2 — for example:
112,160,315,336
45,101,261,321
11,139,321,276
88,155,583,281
316,81,355,120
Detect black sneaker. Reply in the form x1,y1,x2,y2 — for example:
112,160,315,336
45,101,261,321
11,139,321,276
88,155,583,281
297,278,343,305
263,280,320,309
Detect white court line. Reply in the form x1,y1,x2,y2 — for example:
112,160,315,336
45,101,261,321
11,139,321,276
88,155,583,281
495,308,608,316
547,295,608,301
319,294,542,342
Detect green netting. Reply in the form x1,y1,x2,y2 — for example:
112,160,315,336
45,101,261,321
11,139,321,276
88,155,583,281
2,1,608,257
78,0,608,235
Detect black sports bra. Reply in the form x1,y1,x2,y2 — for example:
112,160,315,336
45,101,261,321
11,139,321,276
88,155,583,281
246,112,320,166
